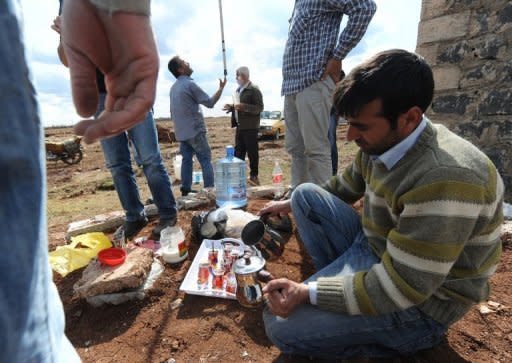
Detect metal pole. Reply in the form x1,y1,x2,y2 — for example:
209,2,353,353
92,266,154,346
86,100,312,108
218,0,228,77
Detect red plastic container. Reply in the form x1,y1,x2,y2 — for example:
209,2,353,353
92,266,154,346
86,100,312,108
98,247,126,266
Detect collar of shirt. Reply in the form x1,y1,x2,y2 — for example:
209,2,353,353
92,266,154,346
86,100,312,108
177,75,192,81
373,116,428,170
237,81,251,94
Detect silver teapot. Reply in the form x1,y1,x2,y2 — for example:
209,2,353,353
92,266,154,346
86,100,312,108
232,254,274,308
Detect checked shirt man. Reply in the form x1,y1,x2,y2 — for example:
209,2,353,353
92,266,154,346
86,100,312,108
282,0,376,188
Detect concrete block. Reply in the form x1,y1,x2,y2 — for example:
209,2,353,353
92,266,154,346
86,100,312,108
432,93,472,115
433,66,461,90
416,43,440,66
73,247,154,298
417,11,470,44
176,196,210,210
480,90,512,115
247,185,276,199
66,204,159,241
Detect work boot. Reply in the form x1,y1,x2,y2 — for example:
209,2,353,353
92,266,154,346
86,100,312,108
152,215,178,239
248,175,260,186
123,217,149,239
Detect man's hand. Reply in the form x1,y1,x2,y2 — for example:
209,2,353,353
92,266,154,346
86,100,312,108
61,0,159,144
263,278,309,318
222,103,234,112
234,103,246,112
219,77,227,89
258,200,292,217
51,16,62,34
321,58,342,83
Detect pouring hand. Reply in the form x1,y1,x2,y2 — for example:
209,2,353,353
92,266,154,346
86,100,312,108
258,200,291,217
263,278,309,318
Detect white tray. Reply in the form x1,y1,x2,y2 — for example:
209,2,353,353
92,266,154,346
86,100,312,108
179,238,247,300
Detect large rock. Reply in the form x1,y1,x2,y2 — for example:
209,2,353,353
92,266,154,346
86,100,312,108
74,247,154,298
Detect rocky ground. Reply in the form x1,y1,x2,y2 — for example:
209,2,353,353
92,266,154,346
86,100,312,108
46,118,511,362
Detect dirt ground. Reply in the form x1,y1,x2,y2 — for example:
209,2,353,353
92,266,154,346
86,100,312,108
46,118,512,363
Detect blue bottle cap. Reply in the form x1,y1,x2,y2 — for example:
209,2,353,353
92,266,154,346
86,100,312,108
226,145,234,158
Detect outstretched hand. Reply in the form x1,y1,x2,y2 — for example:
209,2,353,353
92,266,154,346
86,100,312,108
263,278,309,318
258,200,292,217
219,77,227,89
61,0,159,144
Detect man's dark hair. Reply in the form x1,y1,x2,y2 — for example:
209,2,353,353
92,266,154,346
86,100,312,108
168,56,182,79
334,49,434,128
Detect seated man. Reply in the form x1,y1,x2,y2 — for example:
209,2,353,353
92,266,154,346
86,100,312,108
260,49,504,359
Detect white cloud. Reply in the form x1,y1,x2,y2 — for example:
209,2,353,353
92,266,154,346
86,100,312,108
20,0,421,127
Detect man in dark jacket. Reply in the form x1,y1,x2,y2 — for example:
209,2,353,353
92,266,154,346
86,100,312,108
224,67,264,185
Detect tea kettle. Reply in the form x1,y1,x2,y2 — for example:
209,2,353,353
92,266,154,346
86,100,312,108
232,253,274,308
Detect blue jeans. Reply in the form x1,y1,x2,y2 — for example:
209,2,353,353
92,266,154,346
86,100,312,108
0,3,80,362
179,132,214,192
263,183,446,359
97,94,177,222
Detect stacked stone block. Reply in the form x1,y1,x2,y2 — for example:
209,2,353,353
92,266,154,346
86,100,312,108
416,0,512,201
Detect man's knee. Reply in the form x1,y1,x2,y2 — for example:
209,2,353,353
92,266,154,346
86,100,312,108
262,309,292,352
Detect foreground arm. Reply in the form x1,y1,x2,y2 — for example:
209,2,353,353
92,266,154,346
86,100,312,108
61,0,158,143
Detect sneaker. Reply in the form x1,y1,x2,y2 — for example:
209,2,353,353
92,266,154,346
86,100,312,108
248,176,260,186
124,217,149,239
181,188,199,197
152,215,178,238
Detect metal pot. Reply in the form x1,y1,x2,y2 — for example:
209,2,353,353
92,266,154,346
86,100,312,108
232,254,274,308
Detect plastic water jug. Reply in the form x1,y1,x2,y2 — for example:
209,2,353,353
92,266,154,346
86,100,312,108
272,161,284,198
160,226,188,264
215,145,247,208
173,154,182,181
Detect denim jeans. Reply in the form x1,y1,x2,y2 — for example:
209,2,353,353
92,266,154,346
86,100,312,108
97,93,177,222
0,3,80,362
263,183,446,359
179,132,215,192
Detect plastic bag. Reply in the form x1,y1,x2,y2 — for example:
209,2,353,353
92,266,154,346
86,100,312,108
49,232,112,277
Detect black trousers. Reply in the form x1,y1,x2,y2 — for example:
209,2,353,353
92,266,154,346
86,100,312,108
235,128,259,177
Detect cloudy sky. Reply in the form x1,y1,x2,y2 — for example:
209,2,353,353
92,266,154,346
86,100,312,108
20,0,421,127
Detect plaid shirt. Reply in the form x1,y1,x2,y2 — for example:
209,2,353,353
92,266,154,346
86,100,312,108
282,0,376,96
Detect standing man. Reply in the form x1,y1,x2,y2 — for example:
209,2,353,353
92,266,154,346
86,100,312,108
259,50,504,359
282,0,376,188
53,7,178,240
168,56,227,196
223,66,264,186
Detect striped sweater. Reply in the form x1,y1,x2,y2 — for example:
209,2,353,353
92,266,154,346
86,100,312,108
319,121,504,326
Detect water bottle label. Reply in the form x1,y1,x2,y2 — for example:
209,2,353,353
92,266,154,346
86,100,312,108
272,174,283,184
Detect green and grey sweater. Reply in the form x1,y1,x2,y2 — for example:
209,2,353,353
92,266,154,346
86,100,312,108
319,121,504,326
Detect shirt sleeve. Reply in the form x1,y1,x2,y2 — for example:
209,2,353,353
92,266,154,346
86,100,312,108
308,282,318,305
89,0,151,15
329,0,377,60
189,82,217,109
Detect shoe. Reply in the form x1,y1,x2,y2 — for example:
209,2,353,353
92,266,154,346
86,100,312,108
181,188,199,197
124,217,149,239
248,176,260,186
152,215,178,238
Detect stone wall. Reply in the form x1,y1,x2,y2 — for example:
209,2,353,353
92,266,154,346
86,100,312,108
416,0,512,202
